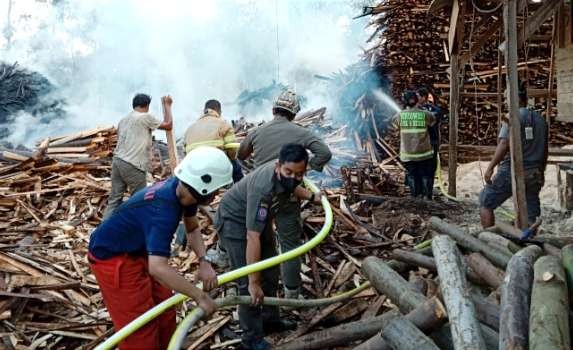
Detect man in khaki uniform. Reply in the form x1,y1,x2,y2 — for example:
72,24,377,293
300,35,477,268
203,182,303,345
103,94,173,219
237,89,331,300
389,91,436,199
177,100,243,258
216,144,322,350
183,99,243,183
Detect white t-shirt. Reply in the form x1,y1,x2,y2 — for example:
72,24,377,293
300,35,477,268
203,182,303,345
114,111,162,171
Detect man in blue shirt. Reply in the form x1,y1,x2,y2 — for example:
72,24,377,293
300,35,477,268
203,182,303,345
479,88,548,228
88,146,233,349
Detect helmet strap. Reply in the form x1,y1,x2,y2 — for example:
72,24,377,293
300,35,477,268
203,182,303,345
181,181,214,205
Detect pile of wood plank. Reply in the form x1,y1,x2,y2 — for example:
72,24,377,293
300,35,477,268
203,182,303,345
361,0,573,148
0,128,118,349
0,108,434,349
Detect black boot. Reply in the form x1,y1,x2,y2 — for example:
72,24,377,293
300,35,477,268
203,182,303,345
263,319,297,335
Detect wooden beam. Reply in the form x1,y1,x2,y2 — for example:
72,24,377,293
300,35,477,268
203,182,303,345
504,0,529,229
460,19,504,66
441,89,557,98
429,0,454,14
448,0,461,54
464,0,528,65
521,0,561,45
500,0,561,49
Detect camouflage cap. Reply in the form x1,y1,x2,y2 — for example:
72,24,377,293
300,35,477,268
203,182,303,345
273,88,301,115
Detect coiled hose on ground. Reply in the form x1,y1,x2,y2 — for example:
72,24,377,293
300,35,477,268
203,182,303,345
167,282,372,349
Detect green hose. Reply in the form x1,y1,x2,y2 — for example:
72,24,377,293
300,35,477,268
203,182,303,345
413,239,433,250
94,178,333,350
168,282,372,349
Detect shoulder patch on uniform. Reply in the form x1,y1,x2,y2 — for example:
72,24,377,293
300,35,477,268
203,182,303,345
256,202,269,222
144,180,167,201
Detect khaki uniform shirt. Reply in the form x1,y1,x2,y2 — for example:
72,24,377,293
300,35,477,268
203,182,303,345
390,107,436,162
239,116,332,171
183,109,237,158
114,111,161,171
216,162,289,239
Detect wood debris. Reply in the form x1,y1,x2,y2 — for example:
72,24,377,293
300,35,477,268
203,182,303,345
0,102,463,349
0,1,569,349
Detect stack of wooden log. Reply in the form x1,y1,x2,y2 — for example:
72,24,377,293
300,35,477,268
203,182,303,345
362,0,573,148
282,217,573,350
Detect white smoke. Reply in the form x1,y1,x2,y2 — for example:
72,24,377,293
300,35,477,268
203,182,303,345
0,0,372,146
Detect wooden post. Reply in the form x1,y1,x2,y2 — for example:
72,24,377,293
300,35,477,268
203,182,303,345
447,0,464,197
432,236,486,350
499,245,542,350
503,0,528,229
448,55,460,197
497,28,503,133
546,15,557,127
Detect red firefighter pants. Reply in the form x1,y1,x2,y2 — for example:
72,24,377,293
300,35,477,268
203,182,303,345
89,253,176,350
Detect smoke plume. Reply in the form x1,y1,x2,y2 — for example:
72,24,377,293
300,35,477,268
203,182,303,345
0,0,373,146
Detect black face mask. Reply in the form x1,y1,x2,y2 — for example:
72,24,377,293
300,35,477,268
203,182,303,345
184,183,214,205
279,175,302,193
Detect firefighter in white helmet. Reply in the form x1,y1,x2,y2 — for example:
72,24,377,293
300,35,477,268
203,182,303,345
88,146,232,349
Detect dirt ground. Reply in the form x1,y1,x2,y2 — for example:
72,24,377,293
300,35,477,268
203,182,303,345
445,161,572,235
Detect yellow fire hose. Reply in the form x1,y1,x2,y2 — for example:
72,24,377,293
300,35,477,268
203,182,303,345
94,177,333,350
168,282,372,349
94,142,514,348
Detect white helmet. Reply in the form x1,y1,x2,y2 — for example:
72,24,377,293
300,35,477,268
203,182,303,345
174,146,233,195
273,88,300,115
